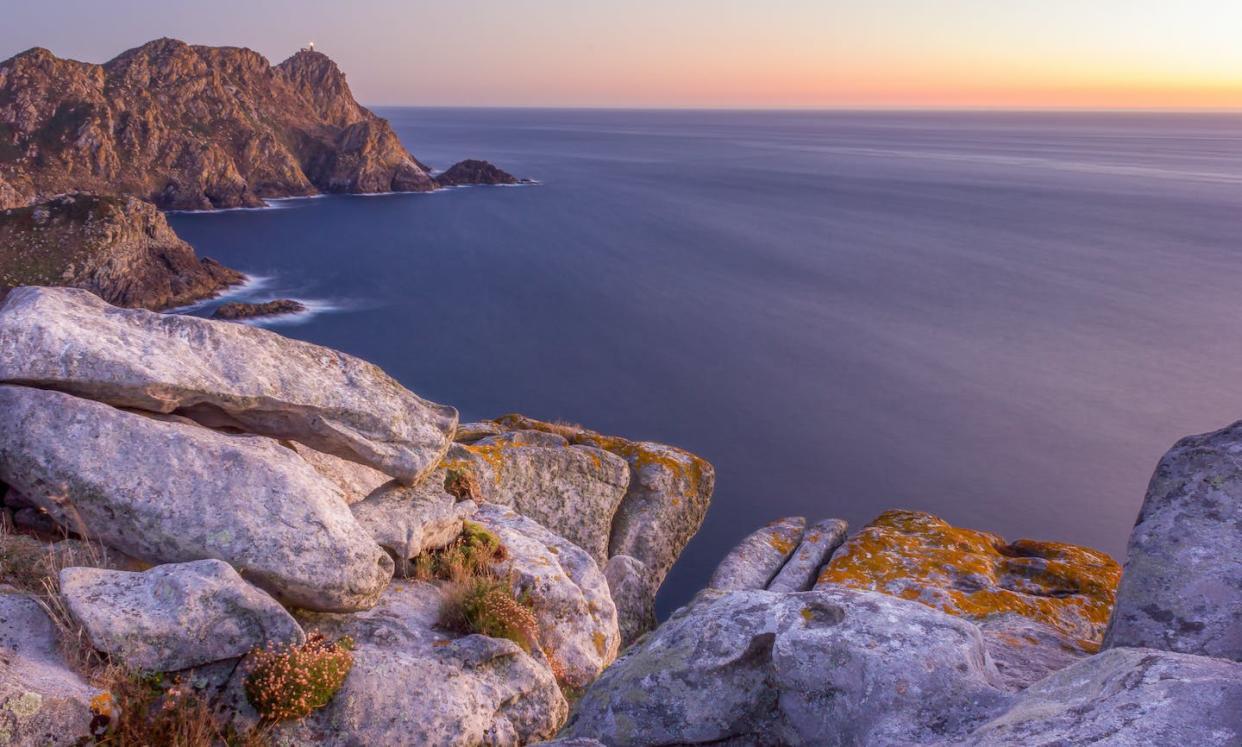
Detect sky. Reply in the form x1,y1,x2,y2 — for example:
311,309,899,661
1,0,1239,109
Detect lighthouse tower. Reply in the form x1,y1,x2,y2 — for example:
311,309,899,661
302,41,316,52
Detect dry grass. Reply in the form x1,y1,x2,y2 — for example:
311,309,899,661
412,520,506,583
243,632,354,722
438,575,541,654
443,467,481,502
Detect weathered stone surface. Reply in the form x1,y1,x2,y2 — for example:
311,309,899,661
351,480,477,576
708,516,806,591
288,441,391,505
975,615,1090,691
222,580,567,746
441,434,629,565
603,554,655,647
963,648,1242,746
0,385,393,611
0,286,457,483
453,421,505,443
818,510,1120,660
561,587,1007,746
1103,422,1242,660
0,591,101,746
765,517,847,593
474,504,621,688
0,194,242,310
59,560,304,672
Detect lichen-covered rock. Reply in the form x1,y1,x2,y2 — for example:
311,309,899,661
1103,422,1242,660
351,480,477,576
0,591,101,746
487,414,715,640
560,588,1007,746
59,560,304,672
708,516,806,591
0,385,393,611
287,441,391,505
766,518,848,593
222,580,567,746
473,504,620,688
603,554,655,647
975,615,1091,691
440,432,629,565
818,510,1120,658
962,647,1242,746
0,286,457,483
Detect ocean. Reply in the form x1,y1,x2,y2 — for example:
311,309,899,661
169,109,1242,615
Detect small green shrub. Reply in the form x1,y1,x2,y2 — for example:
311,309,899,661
439,577,540,653
244,632,354,722
414,521,506,582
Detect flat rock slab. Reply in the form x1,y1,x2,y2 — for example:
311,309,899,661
222,580,567,746
766,518,848,593
1103,421,1242,660
0,385,393,611
0,591,102,746
60,560,305,672
288,441,391,505
561,587,1007,746
475,504,621,688
708,516,806,591
0,286,456,483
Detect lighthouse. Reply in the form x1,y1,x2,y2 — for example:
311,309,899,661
303,41,316,52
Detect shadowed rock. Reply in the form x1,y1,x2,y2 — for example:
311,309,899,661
433,159,525,187
766,517,848,593
60,560,304,672
211,299,306,320
0,385,393,611
708,517,806,591
1103,421,1242,660
0,590,103,746
0,287,457,483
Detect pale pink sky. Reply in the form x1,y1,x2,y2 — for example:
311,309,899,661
3,0,1240,108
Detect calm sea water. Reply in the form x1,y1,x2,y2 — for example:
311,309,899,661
170,109,1242,616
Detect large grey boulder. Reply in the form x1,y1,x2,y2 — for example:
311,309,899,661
766,517,848,593
560,588,1007,746
1104,421,1242,660
351,481,477,576
59,560,305,672
0,385,393,611
0,590,102,746
963,647,1242,746
474,504,621,687
0,287,456,483
442,433,630,565
707,517,806,591
222,580,567,746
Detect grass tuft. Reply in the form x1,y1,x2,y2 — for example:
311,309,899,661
438,576,540,654
412,520,506,582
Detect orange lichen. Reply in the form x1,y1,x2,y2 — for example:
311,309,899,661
592,631,608,657
818,510,1120,652
490,413,711,501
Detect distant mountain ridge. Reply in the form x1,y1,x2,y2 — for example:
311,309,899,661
0,38,500,211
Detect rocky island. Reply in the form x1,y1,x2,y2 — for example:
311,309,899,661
0,285,1236,746
212,299,307,321
0,39,525,309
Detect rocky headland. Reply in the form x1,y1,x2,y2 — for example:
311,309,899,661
0,285,1237,746
0,39,526,310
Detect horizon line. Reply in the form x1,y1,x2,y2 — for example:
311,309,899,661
365,103,1242,114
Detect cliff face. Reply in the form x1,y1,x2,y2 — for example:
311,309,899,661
0,194,242,309
0,39,435,210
